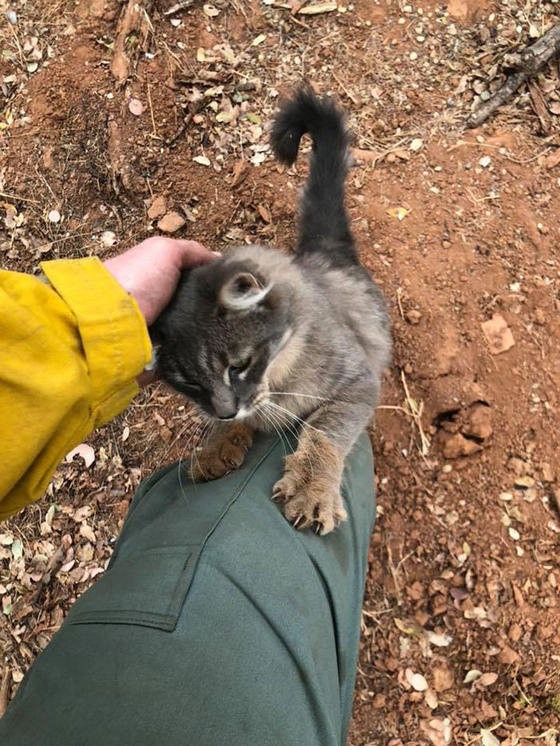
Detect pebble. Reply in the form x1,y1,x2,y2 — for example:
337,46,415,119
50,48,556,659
410,51,418,61
6,10,17,24
479,155,492,168
101,230,117,247
406,309,422,324
48,209,61,223
147,195,167,220
534,308,546,325
541,462,554,482
128,98,144,116
157,211,186,234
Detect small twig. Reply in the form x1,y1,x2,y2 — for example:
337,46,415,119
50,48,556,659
165,97,207,147
147,83,158,139
0,667,11,718
0,191,40,204
467,25,560,128
396,287,405,319
400,370,430,457
163,0,195,16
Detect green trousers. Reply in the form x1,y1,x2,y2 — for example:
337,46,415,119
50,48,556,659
0,432,375,745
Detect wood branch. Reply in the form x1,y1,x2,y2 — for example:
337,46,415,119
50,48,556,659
111,0,155,85
467,25,560,129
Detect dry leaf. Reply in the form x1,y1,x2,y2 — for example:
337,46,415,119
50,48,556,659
387,206,409,221
478,672,498,687
464,669,482,684
298,1,337,14
406,669,428,691
426,631,452,647
79,524,96,543
353,148,383,164
425,688,439,709
66,443,95,468
394,618,420,635
231,159,249,187
481,729,501,746
433,665,454,692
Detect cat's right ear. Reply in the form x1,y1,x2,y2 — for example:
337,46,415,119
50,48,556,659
219,272,272,312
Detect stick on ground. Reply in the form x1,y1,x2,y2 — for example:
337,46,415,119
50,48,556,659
467,25,560,129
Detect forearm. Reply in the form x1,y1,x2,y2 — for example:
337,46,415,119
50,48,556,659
0,258,151,519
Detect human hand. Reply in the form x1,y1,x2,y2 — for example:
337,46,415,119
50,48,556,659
104,236,218,326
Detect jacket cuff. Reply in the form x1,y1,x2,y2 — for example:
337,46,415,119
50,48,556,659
41,257,152,425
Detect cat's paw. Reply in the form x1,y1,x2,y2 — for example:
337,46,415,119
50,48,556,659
272,469,347,535
190,424,253,481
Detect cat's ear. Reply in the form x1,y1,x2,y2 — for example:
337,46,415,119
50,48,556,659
219,272,271,312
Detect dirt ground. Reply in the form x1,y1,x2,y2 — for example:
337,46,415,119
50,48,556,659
1,0,560,743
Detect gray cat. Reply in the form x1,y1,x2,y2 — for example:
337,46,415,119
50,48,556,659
153,87,391,534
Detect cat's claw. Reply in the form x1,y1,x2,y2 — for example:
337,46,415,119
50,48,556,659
272,473,347,535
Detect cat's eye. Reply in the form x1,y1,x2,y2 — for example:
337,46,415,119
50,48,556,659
229,358,252,377
182,381,203,394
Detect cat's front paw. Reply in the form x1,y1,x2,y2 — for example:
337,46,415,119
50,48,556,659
272,469,347,535
190,424,253,481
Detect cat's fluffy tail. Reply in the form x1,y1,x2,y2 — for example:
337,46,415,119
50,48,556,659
270,86,358,266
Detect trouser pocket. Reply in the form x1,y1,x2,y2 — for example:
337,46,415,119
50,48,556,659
67,545,199,631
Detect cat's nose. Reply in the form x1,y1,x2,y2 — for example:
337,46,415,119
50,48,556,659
211,394,238,420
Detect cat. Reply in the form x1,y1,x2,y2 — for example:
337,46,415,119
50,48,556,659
152,87,391,534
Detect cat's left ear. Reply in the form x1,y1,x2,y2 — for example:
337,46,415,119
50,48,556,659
219,272,272,312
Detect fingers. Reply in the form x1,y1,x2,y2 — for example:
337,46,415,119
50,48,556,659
172,239,221,269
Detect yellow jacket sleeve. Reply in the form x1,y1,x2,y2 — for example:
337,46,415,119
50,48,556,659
0,257,152,520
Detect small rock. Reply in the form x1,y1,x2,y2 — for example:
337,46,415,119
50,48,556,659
148,195,167,220
441,432,481,459
6,10,17,24
101,230,117,247
48,209,61,224
499,645,520,665
157,211,186,234
406,309,422,324
552,488,560,514
462,404,492,440
507,457,528,476
534,308,546,325
479,155,492,168
372,693,386,708
128,98,144,116
540,462,554,482
481,313,515,355
410,138,423,152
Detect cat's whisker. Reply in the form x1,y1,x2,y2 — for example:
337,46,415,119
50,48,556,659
256,405,290,458
267,391,334,403
264,402,323,472
261,402,300,446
